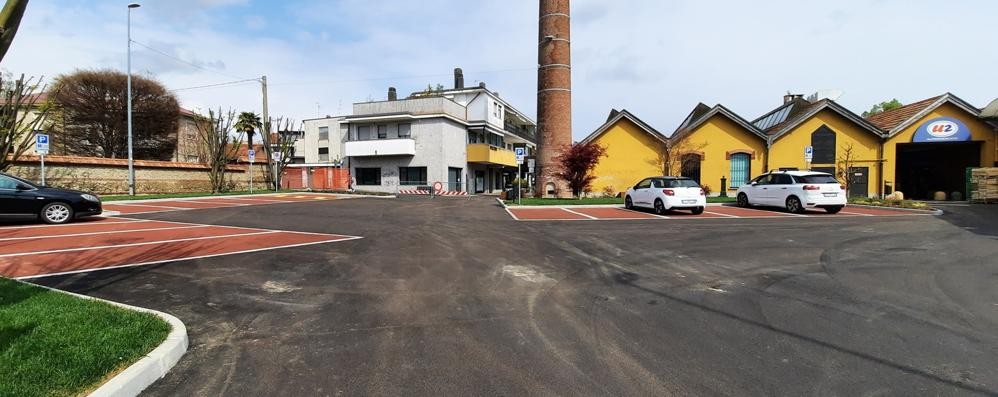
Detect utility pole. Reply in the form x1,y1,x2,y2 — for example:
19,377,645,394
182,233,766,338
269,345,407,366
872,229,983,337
260,75,277,191
126,3,141,195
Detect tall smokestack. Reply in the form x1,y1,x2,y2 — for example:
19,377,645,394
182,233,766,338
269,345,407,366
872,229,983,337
535,0,572,198
454,68,464,89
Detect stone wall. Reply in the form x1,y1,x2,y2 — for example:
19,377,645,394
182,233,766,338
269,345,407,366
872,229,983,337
7,155,270,194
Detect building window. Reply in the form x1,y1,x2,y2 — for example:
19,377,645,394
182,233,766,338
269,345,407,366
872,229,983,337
398,166,427,185
487,133,504,147
318,147,329,162
811,126,836,164
356,168,381,185
729,153,751,188
398,123,411,138
377,125,388,139
318,126,329,141
357,125,371,140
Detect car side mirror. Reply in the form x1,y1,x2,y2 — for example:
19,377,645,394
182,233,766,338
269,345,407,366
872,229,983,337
15,183,31,191
750,181,757,186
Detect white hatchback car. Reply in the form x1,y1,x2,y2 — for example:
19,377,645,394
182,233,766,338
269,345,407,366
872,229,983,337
625,176,707,215
735,170,846,213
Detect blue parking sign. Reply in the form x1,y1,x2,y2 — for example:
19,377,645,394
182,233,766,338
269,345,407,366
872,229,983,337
35,134,49,153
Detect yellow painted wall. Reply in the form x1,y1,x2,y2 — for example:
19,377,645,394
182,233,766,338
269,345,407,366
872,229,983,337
672,114,767,194
590,118,666,195
769,109,883,196
883,102,997,194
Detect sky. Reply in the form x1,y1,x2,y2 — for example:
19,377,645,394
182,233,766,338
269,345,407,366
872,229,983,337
4,0,997,140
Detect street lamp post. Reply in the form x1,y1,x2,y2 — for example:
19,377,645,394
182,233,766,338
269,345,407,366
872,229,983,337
126,3,140,195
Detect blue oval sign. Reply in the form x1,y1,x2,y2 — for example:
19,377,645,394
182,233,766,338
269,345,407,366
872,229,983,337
912,117,971,142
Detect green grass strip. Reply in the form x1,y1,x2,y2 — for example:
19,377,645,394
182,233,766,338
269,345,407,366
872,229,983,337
0,278,170,397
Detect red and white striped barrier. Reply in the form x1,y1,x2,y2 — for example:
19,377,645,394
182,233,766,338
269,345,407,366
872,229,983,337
398,190,469,196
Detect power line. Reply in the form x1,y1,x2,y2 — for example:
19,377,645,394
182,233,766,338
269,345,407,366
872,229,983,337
130,39,249,81
170,78,259,92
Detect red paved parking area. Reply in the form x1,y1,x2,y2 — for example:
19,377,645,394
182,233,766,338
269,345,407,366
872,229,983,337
0,217,360,279
104,193,345,215
507,205,935,221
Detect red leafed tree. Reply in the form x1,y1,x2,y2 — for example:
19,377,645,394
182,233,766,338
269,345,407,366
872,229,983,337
556,142,607,198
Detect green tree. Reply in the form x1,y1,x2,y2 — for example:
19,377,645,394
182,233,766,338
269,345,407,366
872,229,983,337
0,0,29,64
234,111,261,148
862,98,903,117
194,108,242,193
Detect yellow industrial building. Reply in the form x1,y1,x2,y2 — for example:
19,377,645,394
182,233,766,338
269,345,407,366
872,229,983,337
583,93,997,200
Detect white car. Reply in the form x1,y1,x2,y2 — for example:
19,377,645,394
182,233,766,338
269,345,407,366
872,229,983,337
735,170,846,214
625,176,707,215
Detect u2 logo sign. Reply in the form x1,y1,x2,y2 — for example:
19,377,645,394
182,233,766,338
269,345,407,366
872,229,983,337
925,120,959,138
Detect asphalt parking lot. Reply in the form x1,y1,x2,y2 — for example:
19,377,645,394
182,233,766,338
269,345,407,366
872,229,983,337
26,196,998,396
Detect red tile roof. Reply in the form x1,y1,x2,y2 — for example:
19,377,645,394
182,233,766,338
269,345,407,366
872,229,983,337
865,95,942,131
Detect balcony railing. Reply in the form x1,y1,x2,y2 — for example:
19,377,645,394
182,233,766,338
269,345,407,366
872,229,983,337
344,138,416,157
467,143,516,167
352,97,466,121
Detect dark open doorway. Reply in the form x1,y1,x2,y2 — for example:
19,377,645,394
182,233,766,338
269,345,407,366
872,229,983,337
896,141,981,200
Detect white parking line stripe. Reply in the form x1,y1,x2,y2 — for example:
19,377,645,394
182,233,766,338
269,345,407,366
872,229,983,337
204,197,291,203
704,211,739,218
109,217,364,239
839,211,873,216
106,202,193,210
179,200,251,206
16,236,364,280
560,208,598,219
0,231,277,258
0,225,209,242
618,207,670,219
0,218,144,230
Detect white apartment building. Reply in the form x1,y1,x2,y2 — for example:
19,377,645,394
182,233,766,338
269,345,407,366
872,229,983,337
302,69,536,194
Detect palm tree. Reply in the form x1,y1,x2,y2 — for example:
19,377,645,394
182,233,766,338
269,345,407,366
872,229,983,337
235,111,261,148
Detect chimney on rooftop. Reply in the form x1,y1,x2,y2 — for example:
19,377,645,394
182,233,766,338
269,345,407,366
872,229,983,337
454,68,464,89
784,92,803,104
388,87,397,101
479,82,486,89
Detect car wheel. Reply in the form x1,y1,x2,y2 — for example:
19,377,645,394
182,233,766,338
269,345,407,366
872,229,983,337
691,206,704,215
825,205,843,214
785,196,805,214
624,195,633,210
41,202,74,224
736,193,749,207
653,199,667,215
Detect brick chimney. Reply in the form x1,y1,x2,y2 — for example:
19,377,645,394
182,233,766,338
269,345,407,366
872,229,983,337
535,0,572,198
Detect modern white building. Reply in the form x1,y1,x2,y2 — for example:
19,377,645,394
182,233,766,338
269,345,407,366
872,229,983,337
302,69,537,194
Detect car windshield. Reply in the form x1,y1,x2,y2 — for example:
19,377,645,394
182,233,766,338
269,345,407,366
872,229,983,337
795,174,838,184
661,179,699,188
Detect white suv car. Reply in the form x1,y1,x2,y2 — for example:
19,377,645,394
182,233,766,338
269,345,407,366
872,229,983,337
625,176,707,215
735,170,846,214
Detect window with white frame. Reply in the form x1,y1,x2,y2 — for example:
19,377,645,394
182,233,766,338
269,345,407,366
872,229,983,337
318,147,329,162
377,125,388,139
318,126,329,141
398,123,411,138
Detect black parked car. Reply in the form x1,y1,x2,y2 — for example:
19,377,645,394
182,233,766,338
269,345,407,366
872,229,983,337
0,172,103,224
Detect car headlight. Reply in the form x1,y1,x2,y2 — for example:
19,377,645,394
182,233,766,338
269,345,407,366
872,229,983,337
81,194,100,203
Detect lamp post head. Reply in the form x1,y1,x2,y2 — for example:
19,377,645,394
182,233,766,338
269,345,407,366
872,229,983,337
128,3,140,8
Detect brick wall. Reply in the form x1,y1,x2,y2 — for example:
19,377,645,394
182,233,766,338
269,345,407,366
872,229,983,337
7,155,269,194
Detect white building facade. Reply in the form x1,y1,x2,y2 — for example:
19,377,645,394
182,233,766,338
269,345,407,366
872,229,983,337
302,70,536,194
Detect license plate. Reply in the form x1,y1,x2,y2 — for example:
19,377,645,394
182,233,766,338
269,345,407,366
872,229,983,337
682,199,697,204
823,193,837,197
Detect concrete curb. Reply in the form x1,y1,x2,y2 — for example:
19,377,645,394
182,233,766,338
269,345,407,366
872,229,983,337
846,203,943,215
25,281,188,397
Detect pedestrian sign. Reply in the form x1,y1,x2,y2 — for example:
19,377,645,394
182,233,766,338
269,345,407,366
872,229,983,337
804,146,814,162
248,149,256,162
35,134,49,155
514,147,525,164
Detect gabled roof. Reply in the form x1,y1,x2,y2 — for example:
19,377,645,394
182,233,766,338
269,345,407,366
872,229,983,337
671,103,768,142
580,109,668,146
866,93,983,137
751,97,813,132
981,98,998,119
758,98,885,141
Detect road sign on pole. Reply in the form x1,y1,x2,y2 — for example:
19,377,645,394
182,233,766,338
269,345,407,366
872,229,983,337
36,134,49,186
804,146,814,162
247,150,255,193
514,147,526,164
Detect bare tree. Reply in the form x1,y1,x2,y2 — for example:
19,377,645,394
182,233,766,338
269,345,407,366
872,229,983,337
48,69,179,160
0,0,29,63
0,74,50,172
836,142,856,197
259,117,299,189
656,138,708,177
195,108,242,193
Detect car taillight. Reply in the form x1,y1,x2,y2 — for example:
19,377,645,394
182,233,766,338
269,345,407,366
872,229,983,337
699,188,705,196
803,185,820,191
663,189,675,196
840,184,845,190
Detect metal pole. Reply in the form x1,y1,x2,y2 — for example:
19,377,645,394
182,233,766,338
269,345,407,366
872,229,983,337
126,4,139,195
249,161,253,194
517,162,521,205
40,154,45,186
